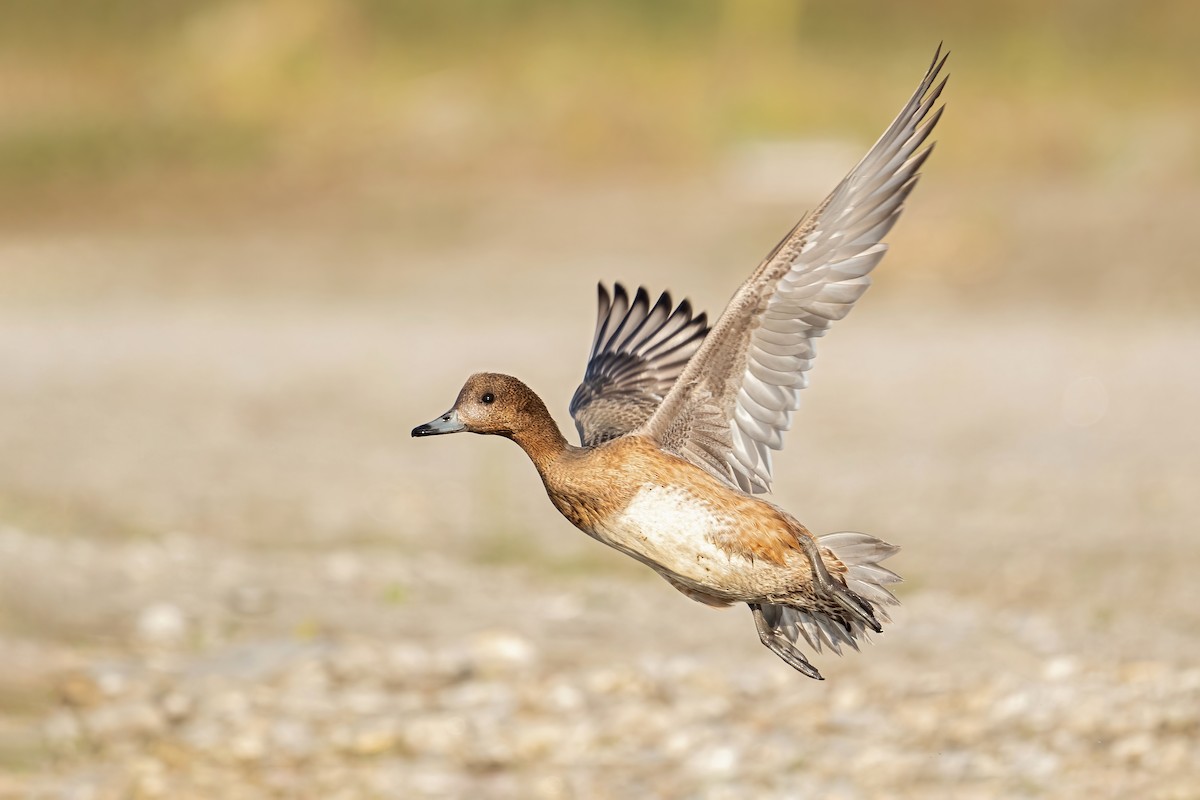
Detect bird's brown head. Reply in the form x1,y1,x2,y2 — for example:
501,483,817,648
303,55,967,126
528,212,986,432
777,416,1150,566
412,373,552,439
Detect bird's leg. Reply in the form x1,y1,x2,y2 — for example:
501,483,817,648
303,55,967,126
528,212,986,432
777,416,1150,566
793,531,881,633
750,603,823,680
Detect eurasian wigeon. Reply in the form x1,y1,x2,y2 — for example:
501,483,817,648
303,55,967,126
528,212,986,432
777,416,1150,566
414,49,947,678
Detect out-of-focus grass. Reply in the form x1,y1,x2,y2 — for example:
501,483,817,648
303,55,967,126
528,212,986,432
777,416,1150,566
2,0,1196,307
0,119,268,184
1,0,1196,191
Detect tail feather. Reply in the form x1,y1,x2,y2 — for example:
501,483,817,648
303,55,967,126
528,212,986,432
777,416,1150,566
755,531,901,674
821,530,901,621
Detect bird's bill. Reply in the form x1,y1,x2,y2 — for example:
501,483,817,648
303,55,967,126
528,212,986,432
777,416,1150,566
411,409,465,437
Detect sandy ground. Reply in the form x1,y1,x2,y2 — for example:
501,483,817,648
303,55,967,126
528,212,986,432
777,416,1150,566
0,179,1198,798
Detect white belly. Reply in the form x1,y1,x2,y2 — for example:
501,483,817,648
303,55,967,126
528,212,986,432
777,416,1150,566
596,484,741,591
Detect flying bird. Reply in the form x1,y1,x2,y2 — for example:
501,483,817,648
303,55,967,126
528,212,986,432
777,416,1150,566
413,49,947,678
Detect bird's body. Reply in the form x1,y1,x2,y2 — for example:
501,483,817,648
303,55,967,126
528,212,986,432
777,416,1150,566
414,50,947,678
536,433,825,604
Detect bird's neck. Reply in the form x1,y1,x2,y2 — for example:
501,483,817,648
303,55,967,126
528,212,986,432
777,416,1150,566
508,404,573,475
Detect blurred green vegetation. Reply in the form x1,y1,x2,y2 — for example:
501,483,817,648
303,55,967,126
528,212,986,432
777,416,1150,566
1,0,1196,191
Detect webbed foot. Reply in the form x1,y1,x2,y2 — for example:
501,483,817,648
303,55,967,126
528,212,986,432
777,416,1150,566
750,603,824,680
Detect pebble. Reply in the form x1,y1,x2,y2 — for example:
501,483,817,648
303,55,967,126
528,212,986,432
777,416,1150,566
160,691,193,722
468,630,537,676
324,552,363,585
686,744,740,778
43,710,84,749
227,585,273,617
346,718,400,756
401,714,470,757
136,603,188,648
11,536,1200,799
269,719,316,760
227,729,267,762
22,634,1200,798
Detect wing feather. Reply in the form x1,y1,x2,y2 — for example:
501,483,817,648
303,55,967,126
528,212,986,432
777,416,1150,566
640,48,948,491
569,283,709,446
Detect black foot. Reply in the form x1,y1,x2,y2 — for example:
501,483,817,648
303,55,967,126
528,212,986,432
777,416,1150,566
750,603,824,680
829,583,882,634
795,532,881,634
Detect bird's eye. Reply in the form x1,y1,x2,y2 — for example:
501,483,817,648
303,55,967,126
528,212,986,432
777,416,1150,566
481,392,495,405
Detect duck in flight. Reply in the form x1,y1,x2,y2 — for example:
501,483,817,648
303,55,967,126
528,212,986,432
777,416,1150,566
413,49,947,678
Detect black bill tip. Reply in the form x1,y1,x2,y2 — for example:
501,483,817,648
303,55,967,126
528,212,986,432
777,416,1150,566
412,409,465,437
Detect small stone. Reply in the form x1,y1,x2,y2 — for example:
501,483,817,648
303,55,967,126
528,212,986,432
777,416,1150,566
43,710,83,749
57,672,104,708
83,702,165,740
442,680,515,713
227,585,273,616
160,691,192,723
428,647,473,682
1155,737,1192,771
544,680,584,713
1110,732,1154,764
384,642,433,684
686,744,739,778
277,658,332,700
405,767,468,796
469,630,536,676
662,730,695,759
402,714,470,758
832,685,865,711
543,593,584,621
529,773,572,800
326,642,380,683
991,690,1032,720
97,669,127,698
325,552,363,585
211,689,251,722
1043,656,1077,681
271,719,316,760
1120,661,1168,684
136,603,188,647
340,687,389,716
512,721,567,763
1177,668,1200,692
349,718,399,756
130,757,168,799
228,730,267,762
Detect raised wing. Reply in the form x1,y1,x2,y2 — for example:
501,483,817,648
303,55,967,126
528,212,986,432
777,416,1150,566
569,283,708,447
641,48,948,492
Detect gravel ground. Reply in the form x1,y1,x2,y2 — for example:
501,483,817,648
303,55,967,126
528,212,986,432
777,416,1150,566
1,183,1198,798
5,527,1200,800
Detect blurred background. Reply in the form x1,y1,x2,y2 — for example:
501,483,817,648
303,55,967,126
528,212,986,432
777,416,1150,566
1,1,1198,798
